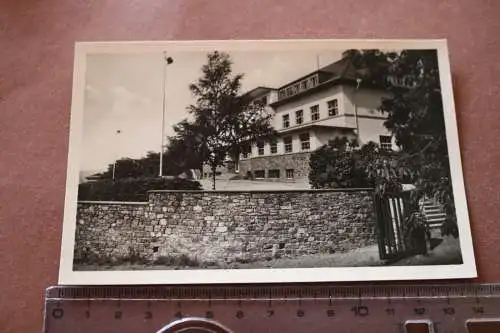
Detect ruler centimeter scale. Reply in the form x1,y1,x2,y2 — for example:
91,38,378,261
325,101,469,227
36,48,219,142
44,284,500,333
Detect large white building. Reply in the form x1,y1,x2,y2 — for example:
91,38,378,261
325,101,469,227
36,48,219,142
237,54,395,181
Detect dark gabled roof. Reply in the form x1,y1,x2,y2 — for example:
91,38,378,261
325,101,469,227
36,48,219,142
245,54,388,108
242,86,275,100
275,56,357,91
319,56,359,80
270,55,390,108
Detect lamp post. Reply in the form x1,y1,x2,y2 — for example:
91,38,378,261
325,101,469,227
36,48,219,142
159,52,174,178
112,129,121,180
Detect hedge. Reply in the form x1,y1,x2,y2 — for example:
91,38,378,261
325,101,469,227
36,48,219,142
78,177,202,202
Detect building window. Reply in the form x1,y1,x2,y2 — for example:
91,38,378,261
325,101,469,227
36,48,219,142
284,136,293,153
311,105,320,121
295,110,303,125
257,142,265,156
268,169,280,178
255,170,265,179
380,135,392,151
241,144,251,158
283,114,290,128
327,99,338,116
286,169,294,179
270,140,277,154
300,133,310,151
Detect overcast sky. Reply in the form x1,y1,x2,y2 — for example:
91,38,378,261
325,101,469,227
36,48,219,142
81,49,344,172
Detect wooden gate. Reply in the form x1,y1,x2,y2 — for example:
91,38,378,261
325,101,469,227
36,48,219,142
374,192,425,261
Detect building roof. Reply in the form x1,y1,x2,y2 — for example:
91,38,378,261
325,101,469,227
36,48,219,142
269,54,388,108
319,56,359,80
242,86,275,100
275,56,358,91
243,53,387,108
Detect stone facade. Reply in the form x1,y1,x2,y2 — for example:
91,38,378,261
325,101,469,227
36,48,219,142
238,152,312,181
74,189,377,266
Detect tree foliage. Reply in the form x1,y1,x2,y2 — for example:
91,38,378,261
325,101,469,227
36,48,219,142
309,137,368,189
312,49,458,237
309,138,410,193
164,119,207,176
92,144,201,181
175,51,276,189
97,152,162,180
379,49,457,237
78,177,201,202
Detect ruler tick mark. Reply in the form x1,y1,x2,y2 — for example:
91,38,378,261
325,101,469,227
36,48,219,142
42,284,500,333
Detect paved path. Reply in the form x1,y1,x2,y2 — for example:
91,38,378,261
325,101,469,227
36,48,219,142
75,236,461,271
238,245,383,269
237,236,462,269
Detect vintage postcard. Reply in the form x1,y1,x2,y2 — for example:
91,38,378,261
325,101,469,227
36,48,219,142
59,39,477,284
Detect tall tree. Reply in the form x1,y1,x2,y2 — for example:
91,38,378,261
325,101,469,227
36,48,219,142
164,119,207,177
312,49,458,237
182,51,275,189
379,49,458,236
97,151,161,180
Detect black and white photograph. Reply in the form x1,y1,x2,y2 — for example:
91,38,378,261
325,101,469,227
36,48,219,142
59,40,476,284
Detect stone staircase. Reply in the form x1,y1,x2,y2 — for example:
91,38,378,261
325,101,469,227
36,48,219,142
420,198,447,236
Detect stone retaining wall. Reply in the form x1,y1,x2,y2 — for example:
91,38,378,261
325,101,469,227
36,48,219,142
74,190,377,266
74,201,148,262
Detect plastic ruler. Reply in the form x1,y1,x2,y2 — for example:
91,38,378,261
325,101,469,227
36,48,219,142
43,284,500,333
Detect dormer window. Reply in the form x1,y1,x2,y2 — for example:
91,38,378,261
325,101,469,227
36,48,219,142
277,74,320,101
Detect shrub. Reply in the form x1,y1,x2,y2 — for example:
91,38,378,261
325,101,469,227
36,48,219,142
126,247,147,264
78,177,202,202
308,137,371,189
441,217,459,238
403,211,429,255
74,246,148,266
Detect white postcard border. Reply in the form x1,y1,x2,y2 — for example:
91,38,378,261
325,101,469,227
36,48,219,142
59,39,477,285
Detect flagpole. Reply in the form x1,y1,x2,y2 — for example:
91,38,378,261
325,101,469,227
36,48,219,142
159,52,173,177
112,129,121,180
159,53,166,177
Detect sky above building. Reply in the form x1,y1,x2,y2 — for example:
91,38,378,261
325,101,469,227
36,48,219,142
80,49,344,173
